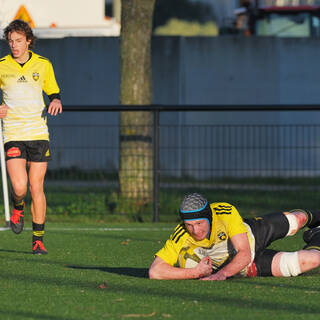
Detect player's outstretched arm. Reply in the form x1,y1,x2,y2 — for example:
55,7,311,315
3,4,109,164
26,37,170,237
149,256,212,280
0,104,8,118
47,98,62,116
201,232,251,281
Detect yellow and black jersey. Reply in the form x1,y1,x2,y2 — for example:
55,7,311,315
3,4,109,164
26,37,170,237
155,202,255,275
0,51,60,142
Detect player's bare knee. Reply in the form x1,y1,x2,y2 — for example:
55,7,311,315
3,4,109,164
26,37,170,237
284,210,308,236
14,189,27,199
12,183,27,199
279,252,302,277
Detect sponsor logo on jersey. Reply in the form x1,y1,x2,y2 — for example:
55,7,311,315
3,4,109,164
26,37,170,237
7,147,21,157
17,75,27,83
218,232,226,241
2,74,15,78
32,72,39,81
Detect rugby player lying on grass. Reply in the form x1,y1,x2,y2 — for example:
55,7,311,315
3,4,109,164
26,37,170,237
149,193,320,280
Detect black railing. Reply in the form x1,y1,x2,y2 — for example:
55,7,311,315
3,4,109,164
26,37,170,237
47,105,320,221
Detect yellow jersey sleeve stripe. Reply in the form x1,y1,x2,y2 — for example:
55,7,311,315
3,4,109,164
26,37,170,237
174,231,186,244
214,206,233,214
173,223,184,235
216,205,232,209
172,228,185,241
172,224,187,243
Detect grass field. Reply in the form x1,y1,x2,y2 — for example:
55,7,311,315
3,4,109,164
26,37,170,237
0,222,319,320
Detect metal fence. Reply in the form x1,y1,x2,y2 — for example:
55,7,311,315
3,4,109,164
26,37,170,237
47,105,320,221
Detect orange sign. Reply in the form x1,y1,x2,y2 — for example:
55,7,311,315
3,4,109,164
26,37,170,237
14,5,35,28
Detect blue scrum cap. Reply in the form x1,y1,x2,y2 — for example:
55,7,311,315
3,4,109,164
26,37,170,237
179,193,212,224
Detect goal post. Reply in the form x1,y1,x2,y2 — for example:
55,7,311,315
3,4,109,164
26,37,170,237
0,120,10,227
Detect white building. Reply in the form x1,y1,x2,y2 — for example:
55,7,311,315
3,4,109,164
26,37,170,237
0,0,120,38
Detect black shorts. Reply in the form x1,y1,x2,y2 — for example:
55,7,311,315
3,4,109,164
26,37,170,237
244,212,290,276
4,140,52,162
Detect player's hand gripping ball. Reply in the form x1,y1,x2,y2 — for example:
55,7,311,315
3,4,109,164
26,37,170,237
179,245,203,268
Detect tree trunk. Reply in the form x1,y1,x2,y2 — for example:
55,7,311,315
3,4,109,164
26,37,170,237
119,0,155,210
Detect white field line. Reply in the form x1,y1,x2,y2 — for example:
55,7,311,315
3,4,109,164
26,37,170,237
0,227,172,232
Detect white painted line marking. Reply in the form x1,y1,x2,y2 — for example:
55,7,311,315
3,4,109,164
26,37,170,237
0,227,172,232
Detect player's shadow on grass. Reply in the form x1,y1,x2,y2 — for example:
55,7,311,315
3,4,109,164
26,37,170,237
67,265,149,278
0,248,32,254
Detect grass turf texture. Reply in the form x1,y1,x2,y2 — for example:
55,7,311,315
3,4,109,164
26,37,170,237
0,223,319,320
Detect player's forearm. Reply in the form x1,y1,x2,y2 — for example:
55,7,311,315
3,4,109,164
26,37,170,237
218,232,252,278
218,250,251,278
219,252,251,278
0,104,8,118
149,263,200,280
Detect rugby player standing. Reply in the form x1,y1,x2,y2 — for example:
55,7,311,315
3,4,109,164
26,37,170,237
0,20,62,254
